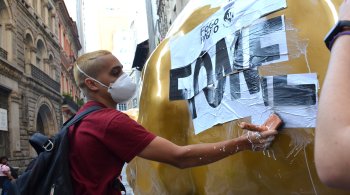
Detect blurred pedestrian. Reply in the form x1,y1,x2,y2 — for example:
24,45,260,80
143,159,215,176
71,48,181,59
0,156,16,195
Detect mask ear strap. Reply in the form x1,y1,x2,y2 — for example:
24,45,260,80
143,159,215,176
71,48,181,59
75,63,109,88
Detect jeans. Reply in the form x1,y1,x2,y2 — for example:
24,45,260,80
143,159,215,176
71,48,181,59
1,179,10,195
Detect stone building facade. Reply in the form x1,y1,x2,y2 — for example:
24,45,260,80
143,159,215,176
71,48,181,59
0,0,63,170
55,0,82,122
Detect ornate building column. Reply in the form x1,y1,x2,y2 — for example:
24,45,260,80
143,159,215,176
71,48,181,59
24,46,36,75
8,91,21,153
30,46,36,66
36,0,41,16
50,63,57,81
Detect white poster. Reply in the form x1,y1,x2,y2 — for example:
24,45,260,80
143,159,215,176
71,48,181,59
190,73,318,134
0,108,8,131
170,0,287,70
170,15,288,100
168,0,319,134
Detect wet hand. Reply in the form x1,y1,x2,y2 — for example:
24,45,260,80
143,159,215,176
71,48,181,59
237,122,278,152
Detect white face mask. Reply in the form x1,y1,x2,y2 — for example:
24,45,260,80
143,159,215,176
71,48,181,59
76,64,137,103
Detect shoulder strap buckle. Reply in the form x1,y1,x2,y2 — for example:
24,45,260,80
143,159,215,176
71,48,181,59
43,139,54,152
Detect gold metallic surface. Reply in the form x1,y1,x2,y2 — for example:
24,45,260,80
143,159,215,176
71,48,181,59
127,0,348,194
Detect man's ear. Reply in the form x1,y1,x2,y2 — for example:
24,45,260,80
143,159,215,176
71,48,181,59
84,78,99,91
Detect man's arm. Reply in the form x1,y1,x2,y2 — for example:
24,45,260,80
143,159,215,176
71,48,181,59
138,128,277,169
315,0,350,189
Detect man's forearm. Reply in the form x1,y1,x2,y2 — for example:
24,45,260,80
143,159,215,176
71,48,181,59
177,138,244,169
316,35,350,188
317,36,350,140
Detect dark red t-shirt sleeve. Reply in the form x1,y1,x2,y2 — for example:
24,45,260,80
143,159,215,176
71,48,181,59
103,112,156,162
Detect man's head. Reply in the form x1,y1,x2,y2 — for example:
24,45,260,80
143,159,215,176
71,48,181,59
74,50,124,107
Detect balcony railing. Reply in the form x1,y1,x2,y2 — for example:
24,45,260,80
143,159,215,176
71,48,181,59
31,64,60,93
0,47,8,60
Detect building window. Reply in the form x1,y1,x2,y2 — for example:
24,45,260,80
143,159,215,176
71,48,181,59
0,24,2,49
0,86,10,157
24,33,34,65
62,33,66,49
48,10,52,31
48,54,54,78
66,78,68,93
133,98,138,108
61,73,64,93
0,2,10,60
117,104,127,111
36,39,45,70
58,24,61,42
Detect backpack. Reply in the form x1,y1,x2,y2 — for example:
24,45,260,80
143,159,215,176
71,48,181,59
8,106,102,195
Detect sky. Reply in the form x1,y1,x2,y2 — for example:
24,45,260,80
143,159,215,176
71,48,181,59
64,0,149,70
64,0,77,21
82,0,148,42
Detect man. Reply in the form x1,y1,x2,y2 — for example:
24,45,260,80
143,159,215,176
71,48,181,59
70,50,278,194
315,0,350,190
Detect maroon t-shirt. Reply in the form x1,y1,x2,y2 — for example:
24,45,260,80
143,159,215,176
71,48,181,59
68,101,156,195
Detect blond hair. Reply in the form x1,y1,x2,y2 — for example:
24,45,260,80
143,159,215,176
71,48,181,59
74,50,111,89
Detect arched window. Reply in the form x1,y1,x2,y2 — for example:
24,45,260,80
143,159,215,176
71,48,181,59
65,77,68,93
61,73,64,93
24,33,34,65
50,8,56,34
36,39,46,71
48,9,52,31
49,53,55,79
24,32,34,74
36,104,54,135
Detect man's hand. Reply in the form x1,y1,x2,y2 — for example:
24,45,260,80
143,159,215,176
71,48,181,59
237,122,277,152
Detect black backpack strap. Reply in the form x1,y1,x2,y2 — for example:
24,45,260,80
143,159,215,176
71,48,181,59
29,106,103,154
62,105,103,128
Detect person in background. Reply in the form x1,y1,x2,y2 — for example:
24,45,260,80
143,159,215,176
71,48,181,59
0,156,17,195
70,50,278,195
315,0,350,190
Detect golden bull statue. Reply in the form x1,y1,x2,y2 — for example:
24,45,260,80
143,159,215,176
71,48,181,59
126,0,349,194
